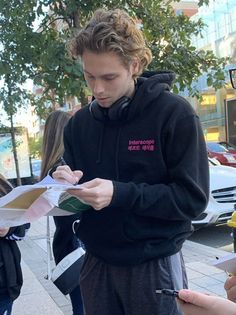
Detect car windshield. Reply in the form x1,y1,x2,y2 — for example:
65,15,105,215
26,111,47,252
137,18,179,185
207,142,228,153
219,142,236,151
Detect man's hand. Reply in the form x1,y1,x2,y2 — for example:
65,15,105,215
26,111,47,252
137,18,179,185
0,227,10,237
68,178,114,210
53,165,83,185
177,289,236,315
225,276,236,302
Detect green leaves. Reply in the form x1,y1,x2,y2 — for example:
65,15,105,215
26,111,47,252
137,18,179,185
0,0,228,116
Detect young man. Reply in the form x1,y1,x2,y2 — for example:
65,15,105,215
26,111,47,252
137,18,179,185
53,8,209,315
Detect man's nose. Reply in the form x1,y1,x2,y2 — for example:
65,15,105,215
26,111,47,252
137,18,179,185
93,80,105,95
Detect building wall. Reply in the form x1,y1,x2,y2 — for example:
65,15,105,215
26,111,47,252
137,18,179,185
190,0,236,142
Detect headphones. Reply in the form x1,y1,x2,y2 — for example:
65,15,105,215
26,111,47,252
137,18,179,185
89,96,131,122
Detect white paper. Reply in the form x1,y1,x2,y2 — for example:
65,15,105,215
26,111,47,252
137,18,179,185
0,175,83,227
211,253,236,275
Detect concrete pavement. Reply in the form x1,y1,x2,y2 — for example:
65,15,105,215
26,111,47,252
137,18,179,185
13,217,231,314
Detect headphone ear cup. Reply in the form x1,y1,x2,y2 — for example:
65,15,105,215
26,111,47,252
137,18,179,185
89,96,131,121
108,97,131,121
89,100,104,121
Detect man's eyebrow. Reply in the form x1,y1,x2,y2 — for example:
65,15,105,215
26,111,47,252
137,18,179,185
83,69,93,75
84,69,117,77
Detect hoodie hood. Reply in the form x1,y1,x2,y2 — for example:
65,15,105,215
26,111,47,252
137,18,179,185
141,70,176,86
127,70,176,121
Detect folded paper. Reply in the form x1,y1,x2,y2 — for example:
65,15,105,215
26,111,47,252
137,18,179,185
0,175,89,227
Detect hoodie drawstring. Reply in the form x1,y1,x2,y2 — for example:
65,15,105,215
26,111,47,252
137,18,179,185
115,127,122,180
96,124,105,164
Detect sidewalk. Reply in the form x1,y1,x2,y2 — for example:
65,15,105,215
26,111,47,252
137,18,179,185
14,217,230,314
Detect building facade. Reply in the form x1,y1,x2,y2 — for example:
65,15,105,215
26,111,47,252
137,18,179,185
189,0,236,142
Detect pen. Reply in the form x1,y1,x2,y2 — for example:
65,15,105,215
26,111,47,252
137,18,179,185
155,289,179,297
60,156,67,165
59,156,78,186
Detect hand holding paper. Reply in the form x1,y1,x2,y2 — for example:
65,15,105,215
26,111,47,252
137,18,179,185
0,175,90,227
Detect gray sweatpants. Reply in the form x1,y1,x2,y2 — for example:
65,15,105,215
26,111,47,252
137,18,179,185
80,251,187,315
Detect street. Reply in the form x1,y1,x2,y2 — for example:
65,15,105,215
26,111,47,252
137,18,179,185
189,224,234,253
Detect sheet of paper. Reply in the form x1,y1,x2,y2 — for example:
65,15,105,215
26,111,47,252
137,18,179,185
0,175,84,227
211,253,236,275
35,175,83,190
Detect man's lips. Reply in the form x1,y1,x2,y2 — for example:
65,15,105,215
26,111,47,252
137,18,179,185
96,97,109,102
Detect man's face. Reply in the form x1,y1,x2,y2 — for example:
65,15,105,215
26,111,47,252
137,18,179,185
82,50,138,108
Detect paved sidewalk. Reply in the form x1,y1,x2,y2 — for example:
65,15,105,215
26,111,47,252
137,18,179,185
13,217,231,314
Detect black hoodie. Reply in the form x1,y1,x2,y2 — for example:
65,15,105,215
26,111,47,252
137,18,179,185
63,71,209,265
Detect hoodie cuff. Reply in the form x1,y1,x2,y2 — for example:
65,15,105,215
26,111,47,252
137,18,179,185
110,181,134,208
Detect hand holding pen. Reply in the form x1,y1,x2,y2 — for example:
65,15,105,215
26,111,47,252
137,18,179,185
156,288,236,315
177,289,236,315
53,157,83,185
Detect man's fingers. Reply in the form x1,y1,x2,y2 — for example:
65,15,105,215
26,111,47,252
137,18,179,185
53,166,83,185
80,178,100,188
178,289,212,308
225,276,236,291
73,170,83,183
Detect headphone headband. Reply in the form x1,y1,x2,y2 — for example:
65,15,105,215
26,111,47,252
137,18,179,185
89,96,131,121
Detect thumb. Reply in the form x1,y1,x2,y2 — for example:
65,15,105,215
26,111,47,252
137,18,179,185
73,170,83,182
178,289,211,308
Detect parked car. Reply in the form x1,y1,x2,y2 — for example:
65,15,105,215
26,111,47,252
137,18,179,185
192,159,236,228
206,141,236,167
218,141,236,151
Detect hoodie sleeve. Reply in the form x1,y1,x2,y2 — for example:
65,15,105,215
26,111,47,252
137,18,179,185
110,114,209,221
5,223,30,241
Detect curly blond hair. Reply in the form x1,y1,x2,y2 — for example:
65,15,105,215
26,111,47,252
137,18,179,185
69,8,152,78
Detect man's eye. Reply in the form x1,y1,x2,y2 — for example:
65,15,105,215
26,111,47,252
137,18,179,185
105,77,115,81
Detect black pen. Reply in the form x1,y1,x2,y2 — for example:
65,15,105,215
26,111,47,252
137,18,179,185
59,156,78,186
155,289,179,297
60,156,67,165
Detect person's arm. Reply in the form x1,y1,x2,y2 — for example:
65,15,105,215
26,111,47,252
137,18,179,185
177,289,236,315
225,276,236,302
4,223,30,241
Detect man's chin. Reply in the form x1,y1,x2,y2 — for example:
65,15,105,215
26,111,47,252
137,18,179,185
97,99,113,108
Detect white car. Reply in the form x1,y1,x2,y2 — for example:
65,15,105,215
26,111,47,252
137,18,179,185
192,160,236,227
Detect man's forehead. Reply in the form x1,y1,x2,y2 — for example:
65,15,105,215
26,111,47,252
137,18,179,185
81,50,126,74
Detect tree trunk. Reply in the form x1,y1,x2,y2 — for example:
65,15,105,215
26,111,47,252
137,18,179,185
10,114,22,186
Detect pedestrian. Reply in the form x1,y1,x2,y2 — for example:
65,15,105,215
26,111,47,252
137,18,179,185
0,174,30,315
40,110,84,315
177,284,236,315
53,8,209,315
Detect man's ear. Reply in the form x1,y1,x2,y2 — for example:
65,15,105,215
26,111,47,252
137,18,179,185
130,58,140,76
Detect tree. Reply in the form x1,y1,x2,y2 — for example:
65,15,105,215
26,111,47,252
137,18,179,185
0,0,39,184
1,0,228,109
28,136,43,159
29,0,227,100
